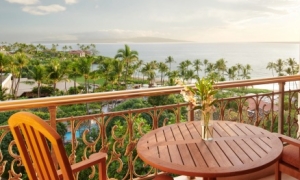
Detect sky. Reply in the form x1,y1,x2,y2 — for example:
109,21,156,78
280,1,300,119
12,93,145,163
0,0,300,43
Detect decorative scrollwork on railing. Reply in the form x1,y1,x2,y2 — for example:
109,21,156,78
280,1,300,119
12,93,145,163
8,140,22,179
285,90,299,137
0,129,8,178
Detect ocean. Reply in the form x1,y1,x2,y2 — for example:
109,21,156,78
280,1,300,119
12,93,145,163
48,42,300,79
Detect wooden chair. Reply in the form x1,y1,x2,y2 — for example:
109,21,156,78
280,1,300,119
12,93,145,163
8,111,107,180
275,134,300,180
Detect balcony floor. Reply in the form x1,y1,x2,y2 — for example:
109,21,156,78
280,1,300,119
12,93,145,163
174,173,296,180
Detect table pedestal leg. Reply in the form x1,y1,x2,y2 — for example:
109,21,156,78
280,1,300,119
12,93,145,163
203,177,216,180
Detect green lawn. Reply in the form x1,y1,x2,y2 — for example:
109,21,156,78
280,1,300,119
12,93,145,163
75,77,106,86
75,77,147,86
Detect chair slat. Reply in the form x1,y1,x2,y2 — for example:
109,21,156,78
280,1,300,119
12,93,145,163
21,124,45,179
33,127,58,180
12,127,38,180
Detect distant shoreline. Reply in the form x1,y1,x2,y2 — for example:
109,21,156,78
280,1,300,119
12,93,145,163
31,41,300,44
32,36,191,44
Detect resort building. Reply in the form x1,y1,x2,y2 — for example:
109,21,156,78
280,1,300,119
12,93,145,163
69,50,92,57
0,46,6,53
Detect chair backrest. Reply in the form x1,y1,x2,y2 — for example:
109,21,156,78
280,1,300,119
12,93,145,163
8,112,74,180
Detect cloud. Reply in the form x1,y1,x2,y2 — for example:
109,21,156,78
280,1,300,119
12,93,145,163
5,0,39,5
22,4,66,15
148,0,298,33
65,0,78,4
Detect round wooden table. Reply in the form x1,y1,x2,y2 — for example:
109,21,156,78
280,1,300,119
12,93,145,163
137,121,283,180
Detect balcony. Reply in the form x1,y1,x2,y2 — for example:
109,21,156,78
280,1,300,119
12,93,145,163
0,75,299,180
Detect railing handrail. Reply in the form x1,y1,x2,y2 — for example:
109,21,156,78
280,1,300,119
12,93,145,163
215,75,299,88
0,75,299,112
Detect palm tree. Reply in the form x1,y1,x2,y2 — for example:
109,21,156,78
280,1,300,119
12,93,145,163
62,45,68,53
241,67,251,80
227,66,237,81
35,44,47,59
46,58,65,94
158,62,168,85
285,58,299,89
143,62,157,87
109,59,124,90
89,71,100,93
184,59,192,69
27,44,38,56
115,44,138,87
205,63,215,78
185,70,196,83
76,56,95,93
11,52,29,99
140,66,147,86
50,44,58,53
29,64,46,97
285,58,298,75
0,85,10,101
203,59,209,76
69,60,81,94
214,58,227,81
165,56,175,71
60,59,72,94
132,59,143,79
244,64,252,78
266,62,276,77
236,63,243,80
274,59,285,76
0,52,9,82
285,68,292,76
136,60,144,81
149,60,158,86
193,59,202,77
98,58,114,89
166,70,179,86
177,61,189,82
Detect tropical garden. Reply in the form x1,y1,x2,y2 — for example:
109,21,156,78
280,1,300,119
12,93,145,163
0,42,298,101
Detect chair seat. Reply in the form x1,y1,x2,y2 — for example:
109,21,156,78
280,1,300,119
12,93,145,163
282,144,299,168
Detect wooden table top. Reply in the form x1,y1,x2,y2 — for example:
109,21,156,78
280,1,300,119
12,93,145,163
137,121,283,178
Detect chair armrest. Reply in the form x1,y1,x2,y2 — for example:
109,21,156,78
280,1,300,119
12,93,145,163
71,152,107,173
58,152,107,178
273,133,300,147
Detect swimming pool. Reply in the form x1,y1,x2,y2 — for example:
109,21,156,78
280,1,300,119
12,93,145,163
64,131,80,142
64,126,99,142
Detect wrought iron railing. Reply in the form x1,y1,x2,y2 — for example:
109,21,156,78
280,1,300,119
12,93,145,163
0,75,299,179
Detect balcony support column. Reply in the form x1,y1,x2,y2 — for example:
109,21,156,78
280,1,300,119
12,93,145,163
298,85,300,138
47,106,58,169
278,82,285,134
48,106,57,130
188,103,194,121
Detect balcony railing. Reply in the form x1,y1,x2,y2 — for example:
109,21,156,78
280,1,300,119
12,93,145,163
0,75,299,179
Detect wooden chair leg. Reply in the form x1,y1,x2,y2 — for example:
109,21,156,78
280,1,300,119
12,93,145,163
98,158,107,180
